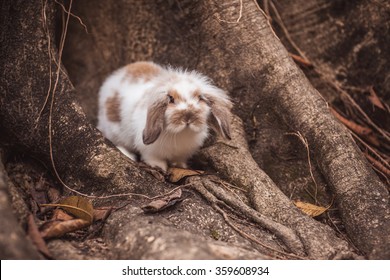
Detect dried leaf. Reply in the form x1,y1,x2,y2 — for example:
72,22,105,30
27,214,51,257
52,208,74,221
294,201,328,217
289,52,313,67
40,219,90,239
330,107,373,135
142,188,184,213
168,167,204,183
368,87,385,110
41,196,94,224
93,207,113,221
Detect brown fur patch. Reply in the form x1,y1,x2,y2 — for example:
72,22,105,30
167,89,184,104
192,90,202,100
170,109,205,127
143,99,167,144
125,61,162,82
106,91,121,122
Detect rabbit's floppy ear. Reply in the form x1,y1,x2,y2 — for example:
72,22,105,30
204,90,232,140
143,98,168,144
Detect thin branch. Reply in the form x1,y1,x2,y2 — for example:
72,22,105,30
287,132,319,204
268,0,390,143
364,153,390,177
330,107,373,136
350,130,390,170
190,178,305,259
214,204,304,259
217,0,243,23
269,0,309,61
35,0,53,125
54,0,88,33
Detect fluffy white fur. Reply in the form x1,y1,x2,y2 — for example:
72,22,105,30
97,61,231,171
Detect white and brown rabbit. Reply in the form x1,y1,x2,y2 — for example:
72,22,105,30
97,61,232,171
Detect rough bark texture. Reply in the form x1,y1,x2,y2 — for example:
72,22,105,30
0,0,388,259
0,154,42,259
265,0,390,258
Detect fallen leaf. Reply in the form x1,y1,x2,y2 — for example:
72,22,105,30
289,52,313,67
40,219,90,239
168,167,204,183
41,196,94,224
368,86,385,110
330,107,373,136
294,201,329,217
52,208,74,221
141,188,184,213
93,207,113,221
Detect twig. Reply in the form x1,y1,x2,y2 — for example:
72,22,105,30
350,130,390,170
210,177,247,193
268,0,390,143
252,0,278,39
364,153,390,177
198,177,306,256
269,0,309,61
190,178,305,259
214,204,304,259
47,0,82,197
41,1,177,201
337,87,390,141
289,52,313,67
330,107,373,136
54,0,88,33
287,132,319,204
263,0,270,18
36,0,53,125
325,212,362,254
217,0,243,23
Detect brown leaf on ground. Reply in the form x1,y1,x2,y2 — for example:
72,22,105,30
93,207,113,222
52,208,74,221
41,196,94,224
167,167,204,183
40,219,90,239
289,52,313,67
368,86,386,110
294,201,329,217
141,188,184,213
330,107,373,136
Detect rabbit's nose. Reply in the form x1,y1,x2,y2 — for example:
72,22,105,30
184,111,194,124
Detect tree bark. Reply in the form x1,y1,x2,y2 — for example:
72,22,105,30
0,153,42,259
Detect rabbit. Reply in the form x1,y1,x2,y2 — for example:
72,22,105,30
97,61,232,171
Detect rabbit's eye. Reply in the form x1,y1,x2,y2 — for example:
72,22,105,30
198,94,209,105
168,94,175,104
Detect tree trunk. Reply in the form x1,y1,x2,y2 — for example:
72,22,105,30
0,0,388,259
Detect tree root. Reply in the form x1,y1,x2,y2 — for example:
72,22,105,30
188,176,305,259
103,204,270,259
199,115,358,259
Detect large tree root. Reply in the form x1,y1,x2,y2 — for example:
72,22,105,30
191,0,390,259
103,203,270,259
199,115,358,259
188,176,305,258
